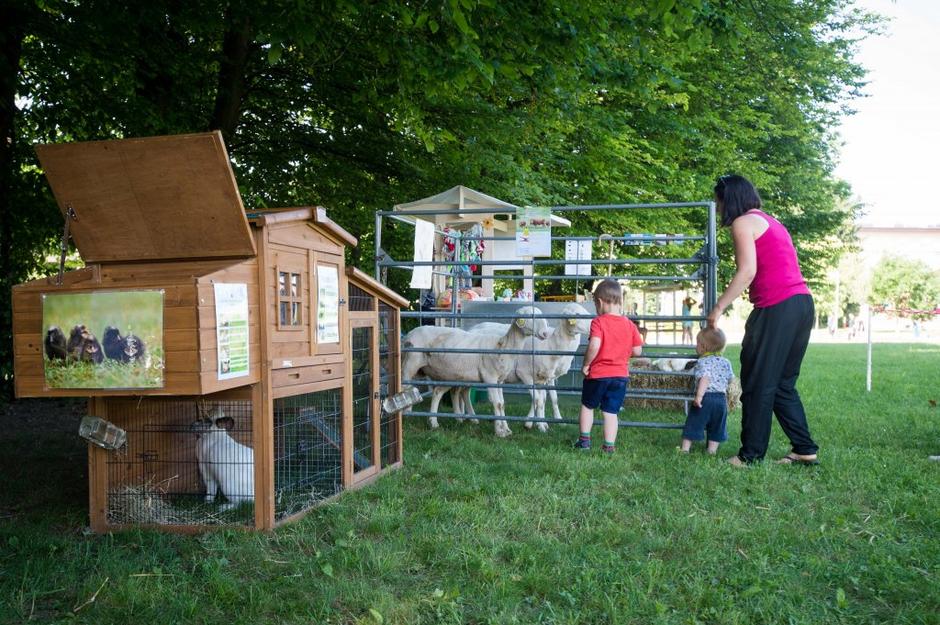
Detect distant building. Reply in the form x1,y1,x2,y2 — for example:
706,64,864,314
856,225,940,271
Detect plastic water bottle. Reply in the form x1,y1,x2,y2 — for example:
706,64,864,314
382,386,423,414
79,416,127,450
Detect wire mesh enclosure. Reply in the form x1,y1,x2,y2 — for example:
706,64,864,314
379,302,401,467
273,389,344,520
104,396,255,527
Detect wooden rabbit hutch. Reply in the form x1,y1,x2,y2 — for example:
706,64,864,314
12,132,407,532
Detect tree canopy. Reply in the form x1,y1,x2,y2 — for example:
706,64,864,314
0,0,880,395
869,256,940,321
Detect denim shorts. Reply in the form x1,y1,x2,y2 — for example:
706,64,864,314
581,377,629,414
681,392,728,442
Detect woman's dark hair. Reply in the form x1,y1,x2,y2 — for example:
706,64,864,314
714,174,761,226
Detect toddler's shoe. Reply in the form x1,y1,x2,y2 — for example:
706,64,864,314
601,444,615,454
573,437,591,450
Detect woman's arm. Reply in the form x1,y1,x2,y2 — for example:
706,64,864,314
707,216,759,328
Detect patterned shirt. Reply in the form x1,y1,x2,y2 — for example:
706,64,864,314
694,355,734,393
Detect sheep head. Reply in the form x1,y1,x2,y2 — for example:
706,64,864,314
560,303,592,336
511,306,550,340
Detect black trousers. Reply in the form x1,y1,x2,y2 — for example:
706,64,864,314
738,294,818,462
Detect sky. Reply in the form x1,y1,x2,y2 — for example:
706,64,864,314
835,0,940,228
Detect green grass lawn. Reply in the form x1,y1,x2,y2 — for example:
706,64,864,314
1,344,938,624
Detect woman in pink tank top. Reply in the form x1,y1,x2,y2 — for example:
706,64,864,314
705,175,819,466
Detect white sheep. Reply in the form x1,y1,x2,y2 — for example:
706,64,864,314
419,306,550,437
471,303,592,432
650,357,696,372
401,325,477,425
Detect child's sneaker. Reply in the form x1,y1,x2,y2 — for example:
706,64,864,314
602,444,615,454
573,436,591,450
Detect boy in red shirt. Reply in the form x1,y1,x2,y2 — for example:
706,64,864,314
574,279,644,453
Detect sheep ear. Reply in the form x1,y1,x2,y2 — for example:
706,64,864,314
515,318,526,329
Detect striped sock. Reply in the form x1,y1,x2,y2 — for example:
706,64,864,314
580,432,591,439
604,441,616,447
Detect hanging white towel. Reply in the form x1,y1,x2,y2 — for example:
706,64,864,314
409,218,435,289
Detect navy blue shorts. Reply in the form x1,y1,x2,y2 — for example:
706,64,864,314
682,392,728,442
581,377,629,414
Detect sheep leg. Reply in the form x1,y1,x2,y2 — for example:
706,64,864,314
524,387,537,429
535,388,550,432
549,383,563,420
462,388,479,424
428,386,449,429
450,387,465,423
488,387,511,438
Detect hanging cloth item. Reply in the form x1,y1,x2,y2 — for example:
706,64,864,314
409,218,435,289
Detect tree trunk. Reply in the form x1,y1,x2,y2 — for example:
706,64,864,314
209,11,252,142
0,3,29,400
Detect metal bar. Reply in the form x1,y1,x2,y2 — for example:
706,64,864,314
387,233,708,243
402,378,692,395
374,211,383,281
404,411,684,429
705,200,718,314
378,257,703,267
401,311,706,322
376,201,711,217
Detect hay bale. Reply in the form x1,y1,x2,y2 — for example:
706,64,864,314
626,370,695,411
626,368,741,413
727,377,742,412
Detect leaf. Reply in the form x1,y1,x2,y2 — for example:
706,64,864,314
428,19,439,33
320,562,333,578
836,587,848,609
267,47,282,65
450,8,476,38
368,608,384,623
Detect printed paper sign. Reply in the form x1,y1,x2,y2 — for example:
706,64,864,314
214,283,250,380
42,290,164,389
317,265,340,343
515,206,552,257
565,239,593,276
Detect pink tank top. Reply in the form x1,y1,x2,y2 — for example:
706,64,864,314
748,210,811,308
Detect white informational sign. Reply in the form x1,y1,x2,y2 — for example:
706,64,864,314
317,265,340,344
214,283,250,380
515,206,552,257
565,239,593,276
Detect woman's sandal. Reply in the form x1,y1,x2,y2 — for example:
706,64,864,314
776,453,819,466
726,456,748,468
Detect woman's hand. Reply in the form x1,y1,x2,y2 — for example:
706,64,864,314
706,305,723,328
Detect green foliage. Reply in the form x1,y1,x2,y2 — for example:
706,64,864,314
1,344,939,623
0,0,882,395
869,256,940,320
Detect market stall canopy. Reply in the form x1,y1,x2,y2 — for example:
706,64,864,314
392,185,571,229
35,131,256,263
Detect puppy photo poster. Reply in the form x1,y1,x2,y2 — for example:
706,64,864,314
41,290,164,389
214,283,250,380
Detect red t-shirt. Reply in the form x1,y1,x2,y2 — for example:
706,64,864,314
587,314,643,379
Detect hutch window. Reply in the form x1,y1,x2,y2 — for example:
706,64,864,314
278,269,303,329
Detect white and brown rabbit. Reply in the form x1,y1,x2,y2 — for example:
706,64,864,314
192,407,254,511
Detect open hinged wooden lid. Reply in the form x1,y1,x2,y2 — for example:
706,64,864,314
35,131,256,263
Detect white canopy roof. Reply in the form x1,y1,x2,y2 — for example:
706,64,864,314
393,185,570,227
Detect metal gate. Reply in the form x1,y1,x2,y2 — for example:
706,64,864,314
374,200,718,431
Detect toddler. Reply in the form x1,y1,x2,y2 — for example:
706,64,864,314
680,327,734,454
574,280,644,453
